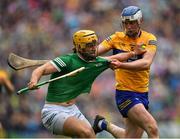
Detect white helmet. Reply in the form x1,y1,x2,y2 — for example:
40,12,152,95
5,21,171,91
121,6,142,24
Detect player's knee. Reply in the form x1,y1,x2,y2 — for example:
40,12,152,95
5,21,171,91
78,127,95,138
146,121,159,137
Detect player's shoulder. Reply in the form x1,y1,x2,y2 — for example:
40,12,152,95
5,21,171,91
114,31,125,38
141,30,157,40
141,30,157,46
55,53,77,63
108,31,125,40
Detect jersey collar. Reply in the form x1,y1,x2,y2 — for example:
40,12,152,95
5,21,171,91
77,53,96,63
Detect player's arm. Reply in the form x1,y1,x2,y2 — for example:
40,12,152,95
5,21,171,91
115,35,157,70
104,51,135,62
97,43,136,61
96,44,110,56
112,49,156,70
103,43,146,62
28,62,57,89
1,77,15,93
96,34,116,56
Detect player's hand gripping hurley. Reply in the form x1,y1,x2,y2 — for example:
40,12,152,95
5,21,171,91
17,67,85,95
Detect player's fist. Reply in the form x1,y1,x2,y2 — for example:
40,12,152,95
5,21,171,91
28,80,39,90
109,59,122,70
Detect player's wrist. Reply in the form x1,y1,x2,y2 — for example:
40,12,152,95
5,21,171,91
130,51,136,57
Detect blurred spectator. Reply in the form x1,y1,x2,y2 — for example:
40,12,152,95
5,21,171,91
0,69,14,137
0,69,14,94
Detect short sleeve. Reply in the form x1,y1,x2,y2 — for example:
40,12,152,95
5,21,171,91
100,34,116,50
147,34,157,52
51,55,69,72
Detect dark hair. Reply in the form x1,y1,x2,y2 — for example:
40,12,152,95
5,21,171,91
72,47,76,53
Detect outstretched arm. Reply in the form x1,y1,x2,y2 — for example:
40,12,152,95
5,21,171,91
99,43,146,62
104,51,136,61
111,50,156,70
28,62,57,89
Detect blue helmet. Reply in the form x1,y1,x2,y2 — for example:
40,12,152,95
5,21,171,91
121,6,142,24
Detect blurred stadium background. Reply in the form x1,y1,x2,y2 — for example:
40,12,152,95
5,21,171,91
0,0,179,138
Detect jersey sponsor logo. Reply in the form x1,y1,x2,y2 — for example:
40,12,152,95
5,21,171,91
148,40,157,46
118,99,132,110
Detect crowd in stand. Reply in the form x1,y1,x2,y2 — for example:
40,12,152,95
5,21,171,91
0,0,179,137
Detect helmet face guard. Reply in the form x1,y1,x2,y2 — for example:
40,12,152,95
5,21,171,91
73,30,98,61
121,6,142,37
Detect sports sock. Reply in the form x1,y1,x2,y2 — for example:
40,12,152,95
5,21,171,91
98,119,108,130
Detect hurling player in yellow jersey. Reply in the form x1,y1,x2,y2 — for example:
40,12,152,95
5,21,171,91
93,6,159,138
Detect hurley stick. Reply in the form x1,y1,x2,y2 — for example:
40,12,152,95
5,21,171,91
17,67,85,95
8,53,49,70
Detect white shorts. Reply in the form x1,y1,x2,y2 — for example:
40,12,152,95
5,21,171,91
41,104,91,134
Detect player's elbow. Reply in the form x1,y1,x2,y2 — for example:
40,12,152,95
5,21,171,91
142,60,152,69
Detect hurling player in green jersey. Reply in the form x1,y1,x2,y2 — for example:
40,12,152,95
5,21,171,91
27,30,145,138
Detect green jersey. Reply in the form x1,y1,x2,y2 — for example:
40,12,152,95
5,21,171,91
46,53,109,102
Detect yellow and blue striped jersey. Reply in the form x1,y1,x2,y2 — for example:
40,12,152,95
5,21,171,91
100,30,157,92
